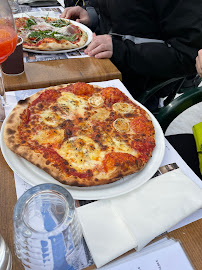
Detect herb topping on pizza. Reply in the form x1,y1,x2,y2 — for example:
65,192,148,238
4,82,156,187
15,16,88,51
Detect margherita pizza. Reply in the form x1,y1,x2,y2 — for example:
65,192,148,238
15,15,88,51
3,82,156,187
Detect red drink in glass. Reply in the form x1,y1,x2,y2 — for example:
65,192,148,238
0,25,17,63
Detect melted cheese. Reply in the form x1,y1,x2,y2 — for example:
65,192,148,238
57,92,87,119
57,136,104,171
113,118,130,133
91,108,110,121
33,128,64,145
39,110,62,127
88,94,104,107
111,137,137,156
113,102,134,114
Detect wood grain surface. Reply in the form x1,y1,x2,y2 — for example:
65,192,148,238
3,57,122,91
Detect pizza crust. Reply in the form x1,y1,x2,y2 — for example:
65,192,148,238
23,31,88,51
16,16,88,51
3,83,155,187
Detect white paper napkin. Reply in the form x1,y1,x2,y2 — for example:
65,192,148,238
77,169,202,268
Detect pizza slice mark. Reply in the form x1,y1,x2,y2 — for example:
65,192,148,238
103,152,140,173
56,136,104,171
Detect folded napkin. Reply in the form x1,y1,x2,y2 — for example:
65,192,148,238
193,122,202,174
77,169,202,268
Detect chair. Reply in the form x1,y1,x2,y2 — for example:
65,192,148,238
136,75,202,133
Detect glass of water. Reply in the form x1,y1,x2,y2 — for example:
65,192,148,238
13,183,83,270
8,0,19,13
0,234,12,270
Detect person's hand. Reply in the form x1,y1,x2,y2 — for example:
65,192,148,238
84,33,113,58
196,49,202,77
60,6,90,26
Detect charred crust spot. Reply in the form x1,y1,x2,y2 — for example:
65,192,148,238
63,160,69,165
125,113,134,118
37,103,44,109
12,144,20,151
100,144,108,151
87,170,93,177
64,129,72,139
116,173,123,179
46,160,50,165
21,151,28,158
51,105,58,112
43,167,51,174
7,136,14,143
18,98,30,105
6,114,15,123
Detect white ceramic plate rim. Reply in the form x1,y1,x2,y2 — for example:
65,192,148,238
0,96,165,200
14,12,93,54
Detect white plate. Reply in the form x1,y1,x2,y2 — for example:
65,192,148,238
0,96,165,200
14,12,93,54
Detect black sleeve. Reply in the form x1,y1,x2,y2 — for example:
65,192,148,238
111,0,202,78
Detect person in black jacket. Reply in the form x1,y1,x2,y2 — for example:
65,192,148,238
61,0,202,108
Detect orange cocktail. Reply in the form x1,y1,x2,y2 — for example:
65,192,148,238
0,25,17,63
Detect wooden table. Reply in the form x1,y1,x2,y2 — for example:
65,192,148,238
3,57,122,91
0,57,201,269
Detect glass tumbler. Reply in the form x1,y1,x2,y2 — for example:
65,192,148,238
8,0,19,13
0,234,12,270
13,184,83,270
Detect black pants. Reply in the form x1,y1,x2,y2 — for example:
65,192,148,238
166,134,202,180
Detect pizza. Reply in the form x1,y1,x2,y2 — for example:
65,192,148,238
15,15,88,51
3,82,156,187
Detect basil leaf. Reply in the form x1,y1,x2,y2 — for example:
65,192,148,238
24,18,37,29
28,30,78,43
50,19,70,28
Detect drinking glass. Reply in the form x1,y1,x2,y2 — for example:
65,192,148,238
0,234,12,270
0,0,17,118
13,183,83,270
8,0,20,14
